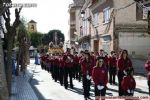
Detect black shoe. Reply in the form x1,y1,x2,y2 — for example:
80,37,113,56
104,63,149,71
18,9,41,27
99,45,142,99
70,85,74,89
64,85,68,89
87,97,92,100
65,87,68,89
84,98,87,100
113,82,117,85
60,84,63,86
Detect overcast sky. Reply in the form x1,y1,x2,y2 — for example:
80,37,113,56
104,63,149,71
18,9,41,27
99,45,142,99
10,0,73,40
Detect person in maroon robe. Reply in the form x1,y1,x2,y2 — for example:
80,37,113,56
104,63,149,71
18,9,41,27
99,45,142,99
121,68,136,96
108,51,117,85
80,52,93,100
117,49,133,96
63,48,74,89
92,57,108,100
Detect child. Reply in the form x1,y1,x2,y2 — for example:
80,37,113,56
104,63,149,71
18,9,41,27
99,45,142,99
121,68,136,96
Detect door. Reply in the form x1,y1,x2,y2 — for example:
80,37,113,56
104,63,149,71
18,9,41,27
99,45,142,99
94,40,99,52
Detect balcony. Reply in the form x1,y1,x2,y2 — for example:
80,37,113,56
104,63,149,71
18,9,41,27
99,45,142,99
69,20,76,25
78,34,91,43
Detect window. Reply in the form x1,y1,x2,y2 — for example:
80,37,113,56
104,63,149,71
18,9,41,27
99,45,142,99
93,13,99,27
31,25,34,30
103,7,110,23
80,26,83,36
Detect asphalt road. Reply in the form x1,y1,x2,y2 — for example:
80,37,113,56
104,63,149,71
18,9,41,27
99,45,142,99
29,60,149,100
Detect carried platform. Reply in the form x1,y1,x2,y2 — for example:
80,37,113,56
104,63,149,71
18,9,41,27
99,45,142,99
48,42,64,54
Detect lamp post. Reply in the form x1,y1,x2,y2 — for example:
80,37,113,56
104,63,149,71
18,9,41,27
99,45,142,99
148,11,150,35
81,10,85,19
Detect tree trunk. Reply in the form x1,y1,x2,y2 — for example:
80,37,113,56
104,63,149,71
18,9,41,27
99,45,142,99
5,34,14,95
0,38,9,100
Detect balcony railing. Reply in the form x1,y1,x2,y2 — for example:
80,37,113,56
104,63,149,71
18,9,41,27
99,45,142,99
69,20,76,25
78,34,91,42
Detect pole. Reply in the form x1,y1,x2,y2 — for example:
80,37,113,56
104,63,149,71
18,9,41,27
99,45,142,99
148,11,150,35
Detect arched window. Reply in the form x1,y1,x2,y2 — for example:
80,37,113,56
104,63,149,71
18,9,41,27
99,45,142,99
31,25,34,30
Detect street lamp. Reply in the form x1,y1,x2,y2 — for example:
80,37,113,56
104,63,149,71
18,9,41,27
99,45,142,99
81,10,85,18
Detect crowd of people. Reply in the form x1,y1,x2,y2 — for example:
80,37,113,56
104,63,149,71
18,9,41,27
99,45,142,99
39,48,150,100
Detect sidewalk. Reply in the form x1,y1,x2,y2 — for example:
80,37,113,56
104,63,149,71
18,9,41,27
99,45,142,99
10,63,38,100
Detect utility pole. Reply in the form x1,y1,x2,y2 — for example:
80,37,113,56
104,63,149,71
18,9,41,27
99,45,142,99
148,11,150,35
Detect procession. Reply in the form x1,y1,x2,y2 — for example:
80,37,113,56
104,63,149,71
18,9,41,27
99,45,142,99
1,0,150,100
36,42,150,100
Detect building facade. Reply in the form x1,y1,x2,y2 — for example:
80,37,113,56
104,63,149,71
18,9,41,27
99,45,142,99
74,0,150,58
68,0,85,52
78,0,91,51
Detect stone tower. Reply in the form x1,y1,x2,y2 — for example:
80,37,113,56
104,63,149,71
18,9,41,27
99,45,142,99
28,20,37,32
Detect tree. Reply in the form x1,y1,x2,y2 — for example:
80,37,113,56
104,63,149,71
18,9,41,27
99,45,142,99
0,37,9,100
0,0,12,99
42,29,65,45
2,7,22,95
16,22,30,75
29,32,43,48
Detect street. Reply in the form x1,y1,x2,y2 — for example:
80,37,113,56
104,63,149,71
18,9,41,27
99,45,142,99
29,60,149,100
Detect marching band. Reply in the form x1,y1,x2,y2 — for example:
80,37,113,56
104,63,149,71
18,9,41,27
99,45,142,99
39,48,149,100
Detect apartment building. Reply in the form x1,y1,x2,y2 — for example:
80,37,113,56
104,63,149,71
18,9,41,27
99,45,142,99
79,0,150,58
68,0,85,51
78,0,91,51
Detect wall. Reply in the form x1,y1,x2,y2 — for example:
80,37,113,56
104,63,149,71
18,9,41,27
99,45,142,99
114,0,147,26
119,32,150,57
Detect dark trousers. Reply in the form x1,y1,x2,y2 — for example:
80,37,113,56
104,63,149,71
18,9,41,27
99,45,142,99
72,65,76,79
59,67,64,85
109,66,116,84
64,67,73,89
148,78,150,95
74,64,80,79
94,85,106,96
78,65,82,82
41,62,44,69
82,75,91,98
50,64,54,79
48,64,51,73
118,70,125,96
53,65,59,82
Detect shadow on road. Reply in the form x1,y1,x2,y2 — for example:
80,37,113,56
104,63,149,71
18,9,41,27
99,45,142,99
67,87,83,95
29,74,51,100
135,88,149,94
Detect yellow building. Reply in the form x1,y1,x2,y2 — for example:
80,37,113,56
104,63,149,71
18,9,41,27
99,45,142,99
28,20,37,32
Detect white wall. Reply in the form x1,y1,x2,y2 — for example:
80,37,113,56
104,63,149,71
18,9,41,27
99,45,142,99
119,32,150,57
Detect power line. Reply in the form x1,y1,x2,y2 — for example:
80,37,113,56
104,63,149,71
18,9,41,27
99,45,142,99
116,2,136,11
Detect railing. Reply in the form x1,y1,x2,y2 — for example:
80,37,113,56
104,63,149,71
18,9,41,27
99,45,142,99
69,20,76,25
